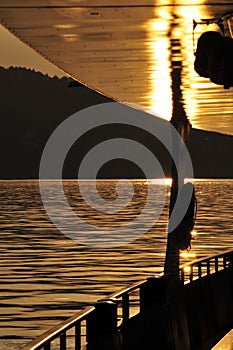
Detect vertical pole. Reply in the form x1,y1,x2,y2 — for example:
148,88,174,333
60,332,66,350
140,276,167,312
122,294,129,322
44,343,51,350
86,299,120,350
75,323,81,350
164,35,192,279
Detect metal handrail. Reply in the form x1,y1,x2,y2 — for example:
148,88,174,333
21,249,233,350
179,249,233,284
21,306,95,350
182,248,233,269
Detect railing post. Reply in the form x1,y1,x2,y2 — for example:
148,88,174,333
122,293,129,322
189,266,193,282
215,257,218,272
60,332,66,350
223,255,227,269
140,276,167,312
206,260,210,275
181,269,185,284
75,323,81,350
198,263,202,279
44,343,51,350
86,299,120,350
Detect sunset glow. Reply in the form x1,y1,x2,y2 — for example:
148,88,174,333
0,2,233,347
1,2,233,134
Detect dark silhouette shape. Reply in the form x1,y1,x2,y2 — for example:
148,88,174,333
172,182,197,251
194,31,233,88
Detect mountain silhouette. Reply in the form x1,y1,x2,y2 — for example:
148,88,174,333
0,66,232,179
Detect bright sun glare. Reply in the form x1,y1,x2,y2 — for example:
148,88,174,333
145,1,210,129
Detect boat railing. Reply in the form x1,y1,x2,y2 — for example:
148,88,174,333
21,249,233,350
179,249,232,284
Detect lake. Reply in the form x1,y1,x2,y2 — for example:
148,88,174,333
0,179,232,349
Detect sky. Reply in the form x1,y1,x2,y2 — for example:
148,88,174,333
0,24,65,77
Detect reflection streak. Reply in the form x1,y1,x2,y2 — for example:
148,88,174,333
145,2,233,133
146,9,172,120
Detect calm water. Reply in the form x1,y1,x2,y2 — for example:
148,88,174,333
0,179,232,349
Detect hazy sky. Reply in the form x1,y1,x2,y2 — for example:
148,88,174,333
0,24,65,77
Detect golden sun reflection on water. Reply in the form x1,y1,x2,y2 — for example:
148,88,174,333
191,230,198,237
1,2,233,134
146,7,172,120
183,266,192,273
146,178,172,186
180,252,197,259
144,1,233,132
145,2,205,124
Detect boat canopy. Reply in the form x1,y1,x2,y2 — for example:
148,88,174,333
1,0,233,134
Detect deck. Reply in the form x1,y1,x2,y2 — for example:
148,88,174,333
21,249,233,350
